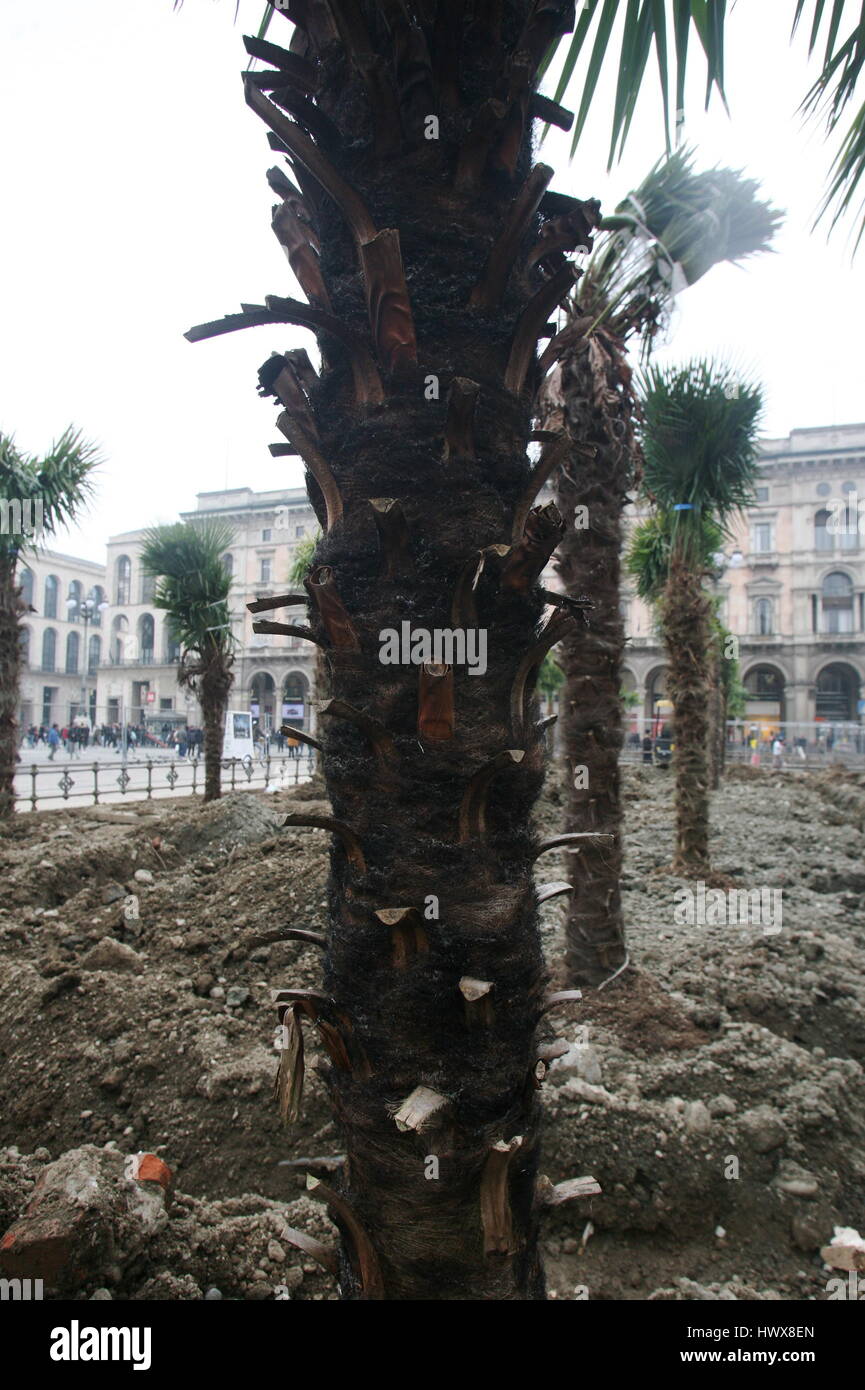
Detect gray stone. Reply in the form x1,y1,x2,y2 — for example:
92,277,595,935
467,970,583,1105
133,869,154,885
80,937,144,975
204,1287,223,1301
740,1105,787,1153
708,1093,737,1118
684,1100,712,1135
101,883,126,906
550,1042,603,1085
226,986,251,1009
775,1164,819,1199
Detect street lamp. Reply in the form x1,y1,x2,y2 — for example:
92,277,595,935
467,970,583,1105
66,592,110,726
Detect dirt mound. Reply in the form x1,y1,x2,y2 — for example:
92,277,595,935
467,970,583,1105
0,767,863,1299
165,793,284,856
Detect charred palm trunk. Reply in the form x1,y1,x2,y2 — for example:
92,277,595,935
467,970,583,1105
662,553,712,875
543,328,637,985
0,561,23,819
189,0,601,1299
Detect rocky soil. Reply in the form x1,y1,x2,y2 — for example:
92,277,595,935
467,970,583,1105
0,765,863,1301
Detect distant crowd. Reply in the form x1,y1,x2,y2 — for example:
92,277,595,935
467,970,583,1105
21,721,311,761
21,723,205,758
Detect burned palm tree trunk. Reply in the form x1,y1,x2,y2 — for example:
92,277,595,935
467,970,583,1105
662,554,712,875
541,325,638,986
188,0,600,1300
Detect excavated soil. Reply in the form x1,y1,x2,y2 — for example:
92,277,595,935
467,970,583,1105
0,765,863,1301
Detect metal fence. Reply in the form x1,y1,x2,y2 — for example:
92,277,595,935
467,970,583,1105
15,751,314,813
621,719,865,771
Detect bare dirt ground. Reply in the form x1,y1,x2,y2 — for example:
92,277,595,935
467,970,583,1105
0,764,863,1300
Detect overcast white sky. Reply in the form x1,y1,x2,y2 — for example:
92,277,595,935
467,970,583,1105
1,0,862,563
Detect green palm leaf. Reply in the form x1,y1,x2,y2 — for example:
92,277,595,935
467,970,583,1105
0,428,100,565
585,148,782,350
140,520,236,680
547,0,729,163
637,359,763,569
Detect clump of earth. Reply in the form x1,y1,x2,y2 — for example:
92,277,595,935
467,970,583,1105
0,767,862,1300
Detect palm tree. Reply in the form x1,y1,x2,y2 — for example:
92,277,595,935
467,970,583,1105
540,151,780,984
180,0,800,1303
630,359,762,875
0,429,99,819
140,521,235,803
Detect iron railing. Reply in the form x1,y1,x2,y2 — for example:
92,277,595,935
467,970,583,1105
15,752,314,813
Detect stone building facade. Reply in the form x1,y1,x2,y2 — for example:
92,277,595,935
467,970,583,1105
622,422,865,731
95,486,319,733
16,549,108,731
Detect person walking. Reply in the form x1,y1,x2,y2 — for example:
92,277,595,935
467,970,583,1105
772,735,784,770
47,724,61,760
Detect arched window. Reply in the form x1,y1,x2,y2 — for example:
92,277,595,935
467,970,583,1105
67,579,83,620
65,631,80,674
90,586,106,624
165,623,181,664
88,634,101,674
821,571,854,634
755,598,773,635
111,614,129,664
20,626,31,664
42,628,57,672
18,565,34,608
816,663,860,720
138,614,155,662
44,574,59,619
140,572,156,603
222,552,234,577
839,507,859,552
814,509,834,552
115,555,131,605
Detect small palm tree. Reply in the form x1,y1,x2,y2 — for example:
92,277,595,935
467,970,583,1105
0,429,100,818
543,152,780,983
632,360,762,875
141,521,235,803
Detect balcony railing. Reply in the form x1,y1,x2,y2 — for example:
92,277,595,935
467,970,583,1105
99,655,181,668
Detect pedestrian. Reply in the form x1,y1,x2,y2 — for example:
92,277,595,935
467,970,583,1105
47,724,60,760
641,733,653,765
772,735,784,770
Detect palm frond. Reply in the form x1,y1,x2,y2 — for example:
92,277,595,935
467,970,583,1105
0,428,99,563
637,358,763,527
793,1,865,246
627,507,723,600
141,520,236,667
288,532,318,584
585,149,782,349
546,0,729,165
